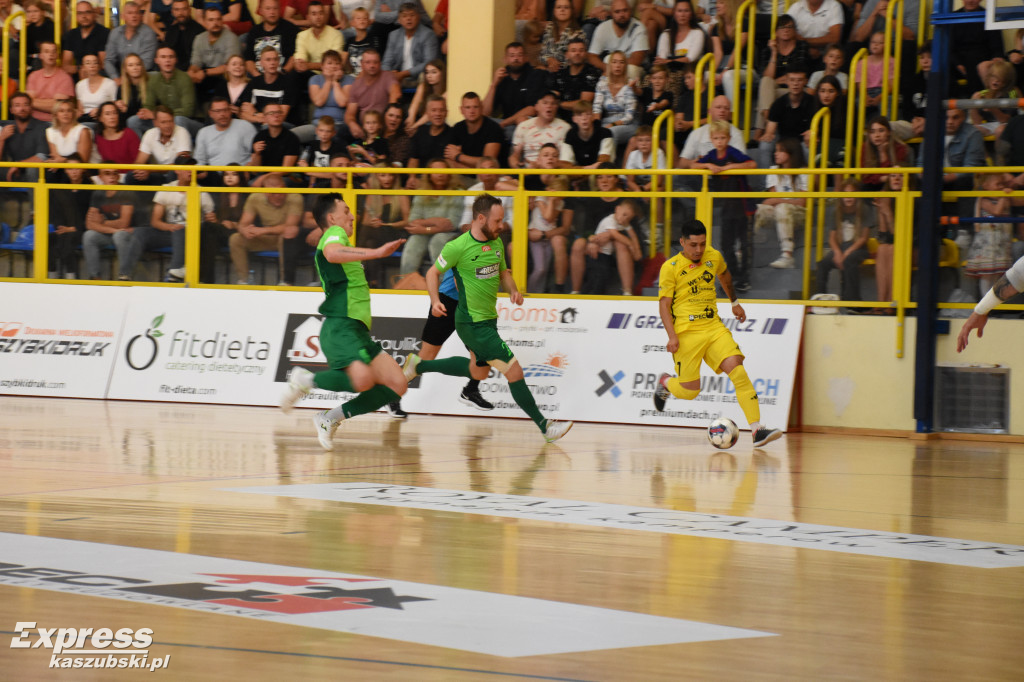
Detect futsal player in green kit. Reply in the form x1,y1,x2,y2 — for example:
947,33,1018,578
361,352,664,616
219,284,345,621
279,193,408,450
403,193,574,443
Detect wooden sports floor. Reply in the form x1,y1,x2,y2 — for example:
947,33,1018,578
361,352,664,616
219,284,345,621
1,396,1023,681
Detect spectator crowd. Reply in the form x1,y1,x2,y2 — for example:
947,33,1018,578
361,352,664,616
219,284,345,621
1,0,1023,306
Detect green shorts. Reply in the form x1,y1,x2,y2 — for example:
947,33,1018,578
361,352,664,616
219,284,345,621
320,316,382,370
455,317,515,368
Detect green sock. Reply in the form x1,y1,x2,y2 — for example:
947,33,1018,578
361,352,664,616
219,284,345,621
508,379,547,432
418,356,472,378
342,385,401,419
314,369,354,393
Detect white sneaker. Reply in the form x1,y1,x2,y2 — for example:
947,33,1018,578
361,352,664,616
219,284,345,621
313,411,339,450
544,420,574,443
403,353,422,381
167,267,185,279
769,254,795,269
280,367,314,412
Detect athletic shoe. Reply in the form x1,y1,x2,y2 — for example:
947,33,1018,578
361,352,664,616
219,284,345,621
735,280,752,293
167,267,185,279
386,401,408,419
403,353,422,381
280,367,313,412
653,372,671,412
313,411,339,450
459,387,494,411
544,420,574,443
769,255,795,269
752,426,783,448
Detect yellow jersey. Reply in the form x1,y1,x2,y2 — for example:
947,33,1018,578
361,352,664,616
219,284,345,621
658,246,727,331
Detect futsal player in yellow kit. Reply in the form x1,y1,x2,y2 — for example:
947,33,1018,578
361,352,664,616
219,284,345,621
653,219,783,447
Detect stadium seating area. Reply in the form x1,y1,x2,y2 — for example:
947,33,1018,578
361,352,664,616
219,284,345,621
1,0,1023,310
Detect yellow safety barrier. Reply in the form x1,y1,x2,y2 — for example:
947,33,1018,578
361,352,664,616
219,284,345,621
805,106,831,299
845,48,869,177
732,0,757,144
649,108,675,258
692,52,717,131
881,0,905,120
1,11,27,120
3,161,1024,362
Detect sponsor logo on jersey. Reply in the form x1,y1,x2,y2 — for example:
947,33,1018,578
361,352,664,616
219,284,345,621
481,245,492,252
475,264,499,279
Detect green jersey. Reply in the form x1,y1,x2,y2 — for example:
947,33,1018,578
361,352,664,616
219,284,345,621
315,226,372,329
434,231,506,323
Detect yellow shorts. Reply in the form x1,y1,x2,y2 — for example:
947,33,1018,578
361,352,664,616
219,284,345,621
672,324,743,382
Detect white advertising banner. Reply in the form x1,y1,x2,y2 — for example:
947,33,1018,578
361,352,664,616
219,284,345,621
8,285,803,428
107,288,305,405
394,298,804,430
0,284,127,399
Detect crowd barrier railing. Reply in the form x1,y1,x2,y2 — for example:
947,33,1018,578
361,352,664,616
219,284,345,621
2,11,27,120
2,161,1024,357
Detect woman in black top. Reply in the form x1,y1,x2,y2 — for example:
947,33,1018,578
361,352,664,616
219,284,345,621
48,155,93,279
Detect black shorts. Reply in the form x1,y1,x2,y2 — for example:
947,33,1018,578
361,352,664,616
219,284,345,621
421,292,458,346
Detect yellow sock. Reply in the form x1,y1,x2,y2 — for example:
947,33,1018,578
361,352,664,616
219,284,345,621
728,365,760,426
667,377,700,400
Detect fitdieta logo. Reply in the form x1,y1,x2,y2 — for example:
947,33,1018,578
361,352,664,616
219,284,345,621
10,622,170,671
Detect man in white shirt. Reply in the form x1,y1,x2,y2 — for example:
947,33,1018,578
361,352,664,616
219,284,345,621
586,0,649,80
787,0,844,60
131,107,193,184
676,96,745,168
509,92,572,168
128,155,215,281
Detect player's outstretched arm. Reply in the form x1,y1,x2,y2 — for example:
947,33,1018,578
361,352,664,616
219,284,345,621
323,239,406,264
957,274,1020,352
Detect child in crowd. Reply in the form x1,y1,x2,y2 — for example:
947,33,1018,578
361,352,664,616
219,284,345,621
528,175,570,293
755,137,808,270
964,172,1015,300
853,31,894,113
807,44,847,95
673,64,697,148
638,64,674,128
349,109,389,166
969,61,1021,139
582,197,642,296
694,120,756,291
298,117,350,188
816,179,876,305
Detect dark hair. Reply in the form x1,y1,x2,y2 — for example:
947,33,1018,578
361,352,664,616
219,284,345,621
313,192,344,229
97,101,124,132
505,41,525,51
539,142,559,152
816,74,843,99
398,2,418,13
64,152,83,163
567,37,587,48
775,137,805,167
461,91,481,101
667,0,700,32
776,13,795,28
471,193,502,221
680,219,707,239
786,62,809,77
9,91,31,105
209,95,230,107
174,153,197,165
918,40,932,56
321,49,342,64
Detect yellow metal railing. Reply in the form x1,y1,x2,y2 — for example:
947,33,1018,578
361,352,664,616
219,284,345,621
3,162,1024,361
650,108,676,258
732,0,757,144
1,11,27,120
693,53,717,131
881,0,905,119
845,48,869,177
805,106,831,298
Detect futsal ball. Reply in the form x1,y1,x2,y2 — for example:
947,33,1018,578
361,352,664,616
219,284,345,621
707,418,739,449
